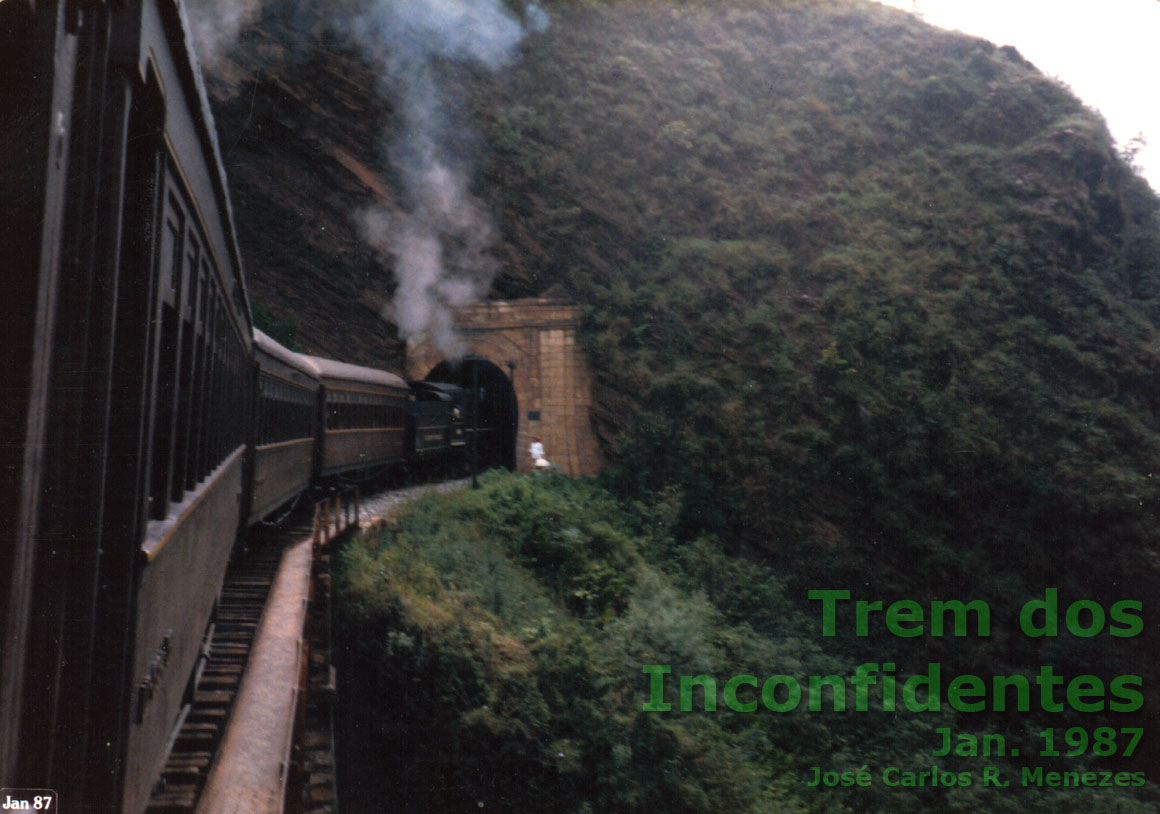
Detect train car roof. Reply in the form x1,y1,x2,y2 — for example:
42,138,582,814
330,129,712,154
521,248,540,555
253,329,321,379
300,355,409,391
410,381,465,402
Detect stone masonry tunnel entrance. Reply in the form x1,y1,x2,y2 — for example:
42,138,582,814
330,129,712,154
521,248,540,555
426,358,518,472
406,299,601,477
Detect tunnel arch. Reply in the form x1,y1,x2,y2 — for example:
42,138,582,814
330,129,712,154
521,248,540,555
406,299,602,476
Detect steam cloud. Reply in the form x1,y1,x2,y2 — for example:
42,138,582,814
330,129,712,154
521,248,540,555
182,0,547,359
345,0,549,359
185,0,262,68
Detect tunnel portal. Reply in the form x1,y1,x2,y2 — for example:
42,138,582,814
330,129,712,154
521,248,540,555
405,299,601,477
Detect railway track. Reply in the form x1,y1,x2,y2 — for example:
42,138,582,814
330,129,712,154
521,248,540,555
145,518,313,813
142,479,467,814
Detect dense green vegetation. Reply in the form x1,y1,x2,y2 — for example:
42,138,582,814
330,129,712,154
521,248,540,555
475,0,1160,594
304,0,1160,808
469,0,1160,765
336,474,1157,812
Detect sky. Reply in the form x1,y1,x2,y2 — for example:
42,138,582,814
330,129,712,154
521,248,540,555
875,0,1160,193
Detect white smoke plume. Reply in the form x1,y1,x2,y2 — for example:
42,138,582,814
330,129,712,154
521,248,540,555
185,0,262,68
357,166,499,360
342,0,549,359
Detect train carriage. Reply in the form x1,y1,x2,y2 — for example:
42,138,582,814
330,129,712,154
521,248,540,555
1,2,251,811
1,2,512,810
248,330,321,525
302,355,411,478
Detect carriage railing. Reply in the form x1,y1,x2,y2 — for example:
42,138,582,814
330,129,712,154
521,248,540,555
311,486,360,546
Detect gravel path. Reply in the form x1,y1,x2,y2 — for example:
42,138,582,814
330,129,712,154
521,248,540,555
358,477,472,522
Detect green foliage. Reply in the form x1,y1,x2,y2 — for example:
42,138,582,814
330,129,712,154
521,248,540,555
467,0,1160,732
335,475,1158,813
335,473,791,813
251,299,303,351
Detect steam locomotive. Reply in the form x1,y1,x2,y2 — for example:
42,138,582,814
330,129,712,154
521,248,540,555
0,2,493,811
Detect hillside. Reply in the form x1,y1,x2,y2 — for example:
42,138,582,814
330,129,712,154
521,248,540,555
478,1,1160,684
197,0,1160,808
336,473,1159,813
199,5,401,363
202,0,1160,614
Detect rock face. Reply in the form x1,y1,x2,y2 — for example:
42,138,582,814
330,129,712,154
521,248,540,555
197,0,559,369
200,3,404,368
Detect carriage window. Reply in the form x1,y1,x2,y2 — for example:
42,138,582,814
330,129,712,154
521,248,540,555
147,172,252,521
149,200,184,520
172,233,199,501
